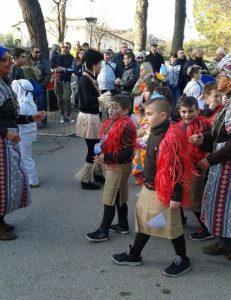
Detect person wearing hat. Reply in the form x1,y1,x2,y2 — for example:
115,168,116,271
145,43,165,73
190,54,231,259
135,52,145,69
97,49,117,95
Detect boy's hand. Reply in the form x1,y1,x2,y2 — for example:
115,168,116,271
6,131,21,144
197,158,209,170
170,201,181,209
189,134,204,146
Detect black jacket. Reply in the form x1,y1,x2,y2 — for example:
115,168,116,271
120,63,139,96
183,58,208,85
78,71,100,114
112,52,124,78
145,52,165,72
9,64,25,83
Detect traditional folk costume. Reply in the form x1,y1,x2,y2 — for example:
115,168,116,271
112,120,194,275
201,100,231,238
86,115,136,241
179,117,211,213
135,120,194,239
0,77,31,219
75,71,102,187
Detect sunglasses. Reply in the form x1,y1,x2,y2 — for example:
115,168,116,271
34,51,40,54
137,57,144,60
0,56,13,62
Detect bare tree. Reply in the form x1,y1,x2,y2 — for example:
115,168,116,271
171,0,186,54
134,0,149,51
93,23,109,50
50,0,67,43
18,0,49,59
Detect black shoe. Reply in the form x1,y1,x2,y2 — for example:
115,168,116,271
85,228,109,242
109,224,129,234
163,256,191,277
37,122,47,129
203,242,230,256
81,182,100,190
182,216,187,228
190,227,214,241
111,246,142,266
94,175,105,184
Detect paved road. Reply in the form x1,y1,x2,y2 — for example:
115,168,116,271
1,136,230,300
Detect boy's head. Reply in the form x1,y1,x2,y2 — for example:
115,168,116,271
108,94,131,120
202,82,220,105
179,96,199,124
187,65,201,79
170,53,177,65
144,97,172,128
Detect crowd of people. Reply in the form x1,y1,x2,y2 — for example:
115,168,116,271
0,40,230,279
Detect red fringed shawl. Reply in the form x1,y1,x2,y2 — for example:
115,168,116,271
179,116,211,165
155,124,194,208
100,116,137,159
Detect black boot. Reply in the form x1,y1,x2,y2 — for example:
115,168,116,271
81,182,100,190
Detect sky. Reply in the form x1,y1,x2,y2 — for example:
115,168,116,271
0,0,199,40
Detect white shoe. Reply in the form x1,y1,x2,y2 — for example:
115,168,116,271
60,116,65,123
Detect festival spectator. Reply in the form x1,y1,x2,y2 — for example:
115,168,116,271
22,56,40,82
112,42,128,78
115,52,139,98
54,42,75,123
145,43,165,72
135,52,145,69
82,42,90,51
166,53,181,107
9,47,26,82
176,48,187,93
97,49,117,94
30,45,51,128
73,48,85,108
208,48,226,77
183,65,203,109
183,47,208,85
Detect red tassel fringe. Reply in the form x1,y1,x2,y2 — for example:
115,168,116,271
100,116,137,159
155,124,195,208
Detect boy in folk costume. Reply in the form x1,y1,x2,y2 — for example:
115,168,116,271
178,96,213,241
112,98,194,277
85,95,136,242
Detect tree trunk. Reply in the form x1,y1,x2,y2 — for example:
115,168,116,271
18,0,49,59
59,0,67,43
134,0,149,51
171,0,186,54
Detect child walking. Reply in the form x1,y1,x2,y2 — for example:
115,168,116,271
178,96,213,241
11,79,40,187
112,97,194,277
85,95,137,241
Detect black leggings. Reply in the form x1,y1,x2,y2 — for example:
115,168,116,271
100,191,128,231
131,233,187,259
85,138,99,163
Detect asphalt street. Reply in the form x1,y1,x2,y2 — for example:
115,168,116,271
0,135,230,300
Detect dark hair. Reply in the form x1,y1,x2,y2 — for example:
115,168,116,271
124,51,135,62
65,42,71,48
81,49,103,69
170,52,177,58
82,42,89,48
111,94,131,111
154,86,174,108
179,96,199,110
202,82,217,97
31,45,39,51
13,47,26,58
145,97,172,116
145,81,159,94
